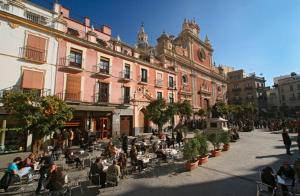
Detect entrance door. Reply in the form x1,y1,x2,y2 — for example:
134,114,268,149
99,117,110,139
120,116,132,136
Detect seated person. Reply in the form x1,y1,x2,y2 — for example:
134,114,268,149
64,149,82,168
52,145,62,160
166,135,175,148
90,157,106,188
140,139,147,153
106,160,121,186
104,141,113,158
118,153,127,178
110,144,118,158
0,157,22,192
277,161,295,196
155,145,167,161
46,164,67,192
23,153,36,168
130,146,143,171
261,166,276,193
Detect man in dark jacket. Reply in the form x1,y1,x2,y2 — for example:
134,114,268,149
122,134,128,155
277,161,295,196
282,128,292,155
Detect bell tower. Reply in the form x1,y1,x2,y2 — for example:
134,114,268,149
137,22,149,49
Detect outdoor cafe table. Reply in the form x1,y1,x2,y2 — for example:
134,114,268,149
165,148,178,156
137,153,157,164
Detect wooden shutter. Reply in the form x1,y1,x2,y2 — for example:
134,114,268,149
65,74,81,101
22,70,44,89
26,34,46,62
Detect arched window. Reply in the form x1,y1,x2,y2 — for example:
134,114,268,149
198,48,206,61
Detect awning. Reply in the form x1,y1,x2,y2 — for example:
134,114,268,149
22,69,44,89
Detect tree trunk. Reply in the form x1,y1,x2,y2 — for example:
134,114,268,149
32,138,43,154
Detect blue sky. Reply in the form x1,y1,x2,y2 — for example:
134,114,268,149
33,0,300,86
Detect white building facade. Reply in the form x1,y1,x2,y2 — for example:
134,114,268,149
0,0,61,151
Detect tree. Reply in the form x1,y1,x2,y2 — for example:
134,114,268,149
3,91,73,152
145,98,175,132
176,100,193,122
211,102,229,118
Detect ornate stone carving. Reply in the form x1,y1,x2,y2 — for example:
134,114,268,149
8,22,19,29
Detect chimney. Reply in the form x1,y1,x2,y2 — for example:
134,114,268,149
101,25,112,36
84,17,90,27
53,2,61,14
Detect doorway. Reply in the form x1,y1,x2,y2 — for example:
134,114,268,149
120,116,133,136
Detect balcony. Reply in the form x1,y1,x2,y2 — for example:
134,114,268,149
179,85,192,96
56,92,81,102
198,88,211,95
58,56,84,73
92,64,111,79
93,93,109,104
138,76,148,85
245,86,253,90
0,87,51,102
232,87,241,92
20,46,47,64
120,96,131,105
155,79,163,88
25,10,49,26
119,71,132,83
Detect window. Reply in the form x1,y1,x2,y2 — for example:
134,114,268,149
99,57,110,74
141,68,148,83
65,74,81,101
182,74,188,84
69,49,82,68
22,70,44,90
98,82,109,103
25,11,48,25
168,93,174,103
157,92,163,99
290,85,294,92
156,72,163,86
168,76,174,88
124,64,130,79
123,87,130,104
25,34,47,63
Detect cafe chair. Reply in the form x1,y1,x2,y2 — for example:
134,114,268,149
87,171,101,187
256,181,277,196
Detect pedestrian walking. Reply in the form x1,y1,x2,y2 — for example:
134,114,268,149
282,127,292,155
68,128,74,148
62,128,69,149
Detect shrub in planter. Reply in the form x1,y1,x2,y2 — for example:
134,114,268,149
207,133,222,157
220,132,230,151
197,134,209,165
183,138,200,171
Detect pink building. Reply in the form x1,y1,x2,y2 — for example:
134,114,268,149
53,4,227,139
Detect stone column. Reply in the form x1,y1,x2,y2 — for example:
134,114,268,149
112,113,120,138
1,120,6,150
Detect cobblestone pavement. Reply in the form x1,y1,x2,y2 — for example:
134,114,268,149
0,129,299,196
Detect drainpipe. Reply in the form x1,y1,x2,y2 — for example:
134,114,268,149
1,120,6,150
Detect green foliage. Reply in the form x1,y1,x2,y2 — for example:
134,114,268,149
183,138,199,162
220,131,230,145
197,109,206,117
179,126,190,137
3,91,73,140
207,133,221,150
145,98,175,131
175,100,193,120
197,133,209,156
211,102,229,118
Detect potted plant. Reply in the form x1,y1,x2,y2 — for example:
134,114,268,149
220,132,230,151
207,133,222,157
197,134,209,165
183,138,200,171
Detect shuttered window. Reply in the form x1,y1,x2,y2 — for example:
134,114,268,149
25,34,47,62
22,70,44,89
65,74,81,101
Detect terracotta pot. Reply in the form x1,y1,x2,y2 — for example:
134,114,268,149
185,160,198,171
198,155,209,165
211,149,221,157
223,144,230,151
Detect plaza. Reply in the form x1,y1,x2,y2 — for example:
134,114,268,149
0,128,298,195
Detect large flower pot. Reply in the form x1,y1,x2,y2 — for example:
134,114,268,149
185,160,198,171
223,144,230,151
211,149,221,157
198,155,209,165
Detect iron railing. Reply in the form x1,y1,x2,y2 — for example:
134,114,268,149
25,11,48,25
20,46,47,63
56,92,81,102
58,56,84,70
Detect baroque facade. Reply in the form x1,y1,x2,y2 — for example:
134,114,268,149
0,1,227,151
